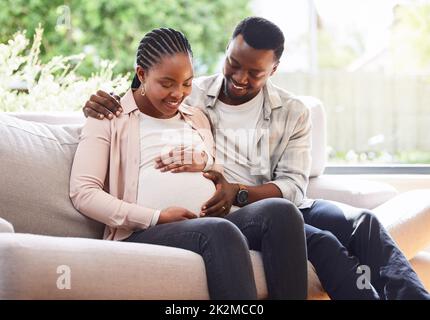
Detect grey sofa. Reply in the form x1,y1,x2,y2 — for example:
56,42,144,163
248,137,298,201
1,98,430,299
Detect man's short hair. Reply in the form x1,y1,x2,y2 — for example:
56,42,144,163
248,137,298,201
232,16,285,61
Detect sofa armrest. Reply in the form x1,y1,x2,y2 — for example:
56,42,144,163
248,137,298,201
373,190,430,260
410,251,430,292
307,175,398,209
0,217,14,233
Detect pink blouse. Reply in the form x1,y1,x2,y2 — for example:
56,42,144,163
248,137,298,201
70,89,217,241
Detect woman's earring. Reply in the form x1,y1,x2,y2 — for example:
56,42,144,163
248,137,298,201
140,84,146,96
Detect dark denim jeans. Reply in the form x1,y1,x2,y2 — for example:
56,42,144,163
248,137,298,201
123,198,307,300
301,200,430,300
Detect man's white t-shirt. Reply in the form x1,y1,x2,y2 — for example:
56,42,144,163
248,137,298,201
214,90,264,186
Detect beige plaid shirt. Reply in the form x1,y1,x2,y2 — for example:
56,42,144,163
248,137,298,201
185,74,313,208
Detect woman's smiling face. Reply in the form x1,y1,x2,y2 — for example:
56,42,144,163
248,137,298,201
136,52,194,119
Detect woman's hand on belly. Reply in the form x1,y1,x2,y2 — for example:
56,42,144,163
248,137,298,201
158,207,198,224
154,145,208,173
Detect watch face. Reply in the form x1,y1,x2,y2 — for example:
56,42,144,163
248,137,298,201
237,190,248,204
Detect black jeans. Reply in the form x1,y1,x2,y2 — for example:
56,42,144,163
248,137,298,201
301,200,430,300
124,198,307,300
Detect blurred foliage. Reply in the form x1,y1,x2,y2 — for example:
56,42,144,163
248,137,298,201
315,1,430,73
317,29,364,70
0,0,251,77
390,2,430,73
0,26,130,112
328,149,430,165
396,150,430,164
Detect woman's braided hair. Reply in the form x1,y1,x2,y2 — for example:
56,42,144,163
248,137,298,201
131,27,193,88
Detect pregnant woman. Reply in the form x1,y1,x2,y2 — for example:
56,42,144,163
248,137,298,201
70,27,307,299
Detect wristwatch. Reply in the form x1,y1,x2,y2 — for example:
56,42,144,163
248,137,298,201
235,184,249,206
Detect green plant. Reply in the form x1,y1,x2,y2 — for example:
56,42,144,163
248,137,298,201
327,148,430,164
390,2,430,74
0,25,129,112
0,0,251,76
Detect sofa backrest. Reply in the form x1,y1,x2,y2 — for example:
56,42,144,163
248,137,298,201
7,112,85,126
0,113,104,239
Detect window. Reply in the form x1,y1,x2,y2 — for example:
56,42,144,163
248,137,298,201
255,0,430,165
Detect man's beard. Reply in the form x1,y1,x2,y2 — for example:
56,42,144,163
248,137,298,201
223,78,249,103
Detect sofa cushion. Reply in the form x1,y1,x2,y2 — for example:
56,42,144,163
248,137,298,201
0,114,104,239
307,175,398,209
0,233,268,299
0,233,331,300
297,96,327,178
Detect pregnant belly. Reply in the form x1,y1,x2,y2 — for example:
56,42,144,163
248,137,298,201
137,168,216,216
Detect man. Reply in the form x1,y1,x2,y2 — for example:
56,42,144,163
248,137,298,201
83,17,430,299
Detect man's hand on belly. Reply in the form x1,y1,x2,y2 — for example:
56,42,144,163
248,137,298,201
201,171,239,217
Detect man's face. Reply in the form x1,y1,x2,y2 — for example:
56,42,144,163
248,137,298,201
220,34,279,105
